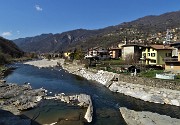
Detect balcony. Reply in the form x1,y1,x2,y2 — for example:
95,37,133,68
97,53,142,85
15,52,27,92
163,58,179,62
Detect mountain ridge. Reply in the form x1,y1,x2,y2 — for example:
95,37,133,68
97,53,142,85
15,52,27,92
13,10,180,53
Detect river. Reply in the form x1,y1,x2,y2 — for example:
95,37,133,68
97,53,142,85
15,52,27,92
4,63,180,125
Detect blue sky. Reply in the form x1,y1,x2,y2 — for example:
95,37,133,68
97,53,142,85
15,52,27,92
0,0,180,40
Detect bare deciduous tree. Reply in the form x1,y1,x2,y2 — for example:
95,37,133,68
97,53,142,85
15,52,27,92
124,52,140,65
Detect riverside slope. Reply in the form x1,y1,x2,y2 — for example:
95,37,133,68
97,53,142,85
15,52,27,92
62,61,180,107
24,59,180,107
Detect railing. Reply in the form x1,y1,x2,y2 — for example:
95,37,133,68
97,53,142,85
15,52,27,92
163,58,179,62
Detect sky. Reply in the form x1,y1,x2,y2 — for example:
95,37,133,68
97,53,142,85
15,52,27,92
0,0,180,40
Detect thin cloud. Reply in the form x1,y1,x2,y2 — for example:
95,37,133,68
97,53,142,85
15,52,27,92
17,30,20,34
35,4,43,11
1,32,12,37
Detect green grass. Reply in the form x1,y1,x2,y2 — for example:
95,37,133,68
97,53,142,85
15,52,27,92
100,59,124,65
139,70,164,78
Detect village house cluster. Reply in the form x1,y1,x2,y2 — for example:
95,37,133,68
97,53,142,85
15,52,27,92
43,40,180,74
82,42,180,73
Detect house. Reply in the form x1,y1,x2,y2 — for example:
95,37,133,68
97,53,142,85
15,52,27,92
170,42,180,57
85,46,110,60
109,47,122,59
121,44,145,61
164,46,180,72
109,44,123,59
141,45,173,66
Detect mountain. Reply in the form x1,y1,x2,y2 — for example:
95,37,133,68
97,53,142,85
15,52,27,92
0,37,24,58
120,11,180,32
13,10,180,53
14,28,109,52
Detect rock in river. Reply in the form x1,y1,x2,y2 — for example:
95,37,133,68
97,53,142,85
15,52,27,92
120,107,180,125
0,81,46,114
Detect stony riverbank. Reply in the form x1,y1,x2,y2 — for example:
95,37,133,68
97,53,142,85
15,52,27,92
24,59,64,68
0,80,94,124
120,107,180,125
62,62,180,106
17,59,180,124
0,80,46,115
0,66,8,79
0,79,47,125
23,59,180,107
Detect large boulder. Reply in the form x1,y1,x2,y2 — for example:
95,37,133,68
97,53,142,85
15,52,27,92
120,107,180,125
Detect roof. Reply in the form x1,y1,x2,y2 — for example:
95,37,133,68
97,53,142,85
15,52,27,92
150,45,173,50
121,44,146,48
109,47,122,50
170,42,180,48
88,46,103,51
170,42,180,46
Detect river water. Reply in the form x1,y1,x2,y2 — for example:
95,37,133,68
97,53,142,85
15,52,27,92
4,63,180,125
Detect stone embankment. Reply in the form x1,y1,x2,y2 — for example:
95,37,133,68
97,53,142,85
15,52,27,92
62,62,180,107
120,107,180,125
45,93,93,123
109,81,180,106
62,62,115,86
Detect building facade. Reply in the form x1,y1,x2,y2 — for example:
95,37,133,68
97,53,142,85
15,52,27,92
85,46,110,60
141,45,173,66
121,44,145,61
164,47,180,72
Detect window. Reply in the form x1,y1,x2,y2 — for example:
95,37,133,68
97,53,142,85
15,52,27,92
143,53,146,57
150,60,156,63
151,53,155,57
93,51,97,55
148,53,150,56
152,49,155,51
166,53,171,57
148,48,150,52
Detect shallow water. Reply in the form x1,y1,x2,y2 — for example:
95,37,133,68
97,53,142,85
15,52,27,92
5,63,180,125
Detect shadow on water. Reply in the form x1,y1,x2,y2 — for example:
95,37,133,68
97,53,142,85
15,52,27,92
74,75,86,81
22,99,88,125
0,109,41,125
2,67,16,78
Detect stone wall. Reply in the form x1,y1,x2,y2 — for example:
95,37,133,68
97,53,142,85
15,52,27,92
117,74,180,91
109,81,180,106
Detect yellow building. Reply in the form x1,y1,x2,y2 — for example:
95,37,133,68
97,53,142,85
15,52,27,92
141,45,173,66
